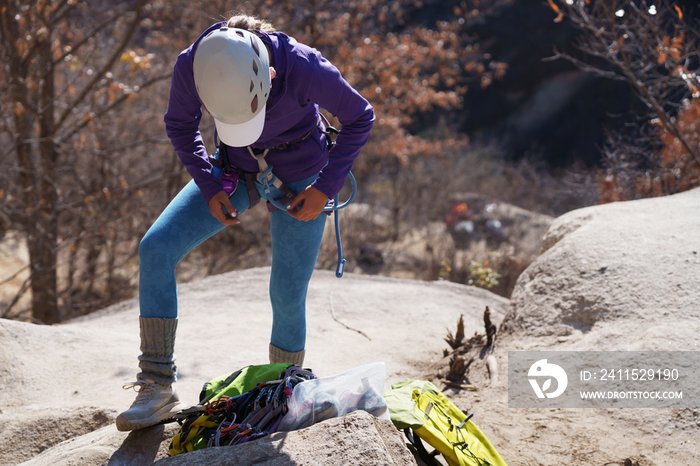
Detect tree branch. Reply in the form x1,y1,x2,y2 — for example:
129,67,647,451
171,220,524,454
58,71,171,144
562,0,700,169
0,263,29,287
47,0,76,28
54,0,147,133
49,6,132,71
1,273,32,319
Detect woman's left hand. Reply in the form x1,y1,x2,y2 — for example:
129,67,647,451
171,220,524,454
287,185,328,222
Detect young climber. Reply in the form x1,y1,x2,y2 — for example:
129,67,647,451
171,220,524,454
116,14,374,431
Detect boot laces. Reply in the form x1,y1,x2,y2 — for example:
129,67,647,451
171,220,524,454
123,381,155,404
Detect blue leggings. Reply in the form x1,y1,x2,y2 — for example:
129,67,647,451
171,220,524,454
138,164,327,353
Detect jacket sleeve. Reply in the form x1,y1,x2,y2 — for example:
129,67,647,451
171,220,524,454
304,52,375,199
164,51,222,205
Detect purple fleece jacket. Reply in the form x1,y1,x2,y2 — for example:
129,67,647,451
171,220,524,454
164,23,375,205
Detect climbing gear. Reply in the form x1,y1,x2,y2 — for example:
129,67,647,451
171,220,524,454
221,168,239,198
246,145,298,212
212,114,355,277
216,141,240,197
193,27,271,147
250,114,354,277
254,114,354,214
116,317,184,431
243,113,356,215
252,147,354,278
169,364,315,455
383,380,507,466
116,379,184,431
269,343,306,366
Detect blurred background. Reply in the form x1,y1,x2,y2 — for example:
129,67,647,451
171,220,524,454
1,0,698,324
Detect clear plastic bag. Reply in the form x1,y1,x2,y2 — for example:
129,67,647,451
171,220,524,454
277,361,390,432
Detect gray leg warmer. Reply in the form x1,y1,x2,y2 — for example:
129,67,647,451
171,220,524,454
137,317,177,387
269,343,305,367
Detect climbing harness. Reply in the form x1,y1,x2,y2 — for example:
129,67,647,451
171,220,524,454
212,114,355,278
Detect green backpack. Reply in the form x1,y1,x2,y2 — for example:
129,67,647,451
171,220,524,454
169,363,314,456
384,380,507,466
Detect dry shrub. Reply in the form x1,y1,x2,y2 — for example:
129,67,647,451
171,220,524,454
444,314,465,350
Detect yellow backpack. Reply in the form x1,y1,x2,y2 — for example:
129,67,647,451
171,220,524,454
384,380,507,466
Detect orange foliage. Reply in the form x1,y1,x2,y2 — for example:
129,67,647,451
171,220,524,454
657,32,684,65
674,5,683,20
120,49,155,75
554,0,700,203
546,0,564,23
255,1,501,166
598,99,700,203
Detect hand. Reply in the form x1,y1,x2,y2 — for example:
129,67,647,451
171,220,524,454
287,185,328,222
208,191,240,226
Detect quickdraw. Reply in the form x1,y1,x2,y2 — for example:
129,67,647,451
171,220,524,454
170,366,315,454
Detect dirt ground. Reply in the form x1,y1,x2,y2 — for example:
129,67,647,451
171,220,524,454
413,336,699,466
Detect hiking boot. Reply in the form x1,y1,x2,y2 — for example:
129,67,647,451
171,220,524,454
116,316,181,431
116,379,184,431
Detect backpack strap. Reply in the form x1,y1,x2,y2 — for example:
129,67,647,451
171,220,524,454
404,428,444,466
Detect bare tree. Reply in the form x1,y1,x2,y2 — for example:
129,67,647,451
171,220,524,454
547,0,700,200
0,0,175,323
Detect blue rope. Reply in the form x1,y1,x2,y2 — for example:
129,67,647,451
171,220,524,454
334,196,345,278
261,171,356,278
263,171,356,212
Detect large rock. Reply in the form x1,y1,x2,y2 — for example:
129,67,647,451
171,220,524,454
156,410,416,466
501,187,700,350
20,410,415,466
0,408,116,466
18,422,178,466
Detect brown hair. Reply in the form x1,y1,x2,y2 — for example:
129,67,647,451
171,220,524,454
226,14,276,32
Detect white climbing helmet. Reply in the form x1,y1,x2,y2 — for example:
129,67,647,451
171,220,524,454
193,27,271,147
